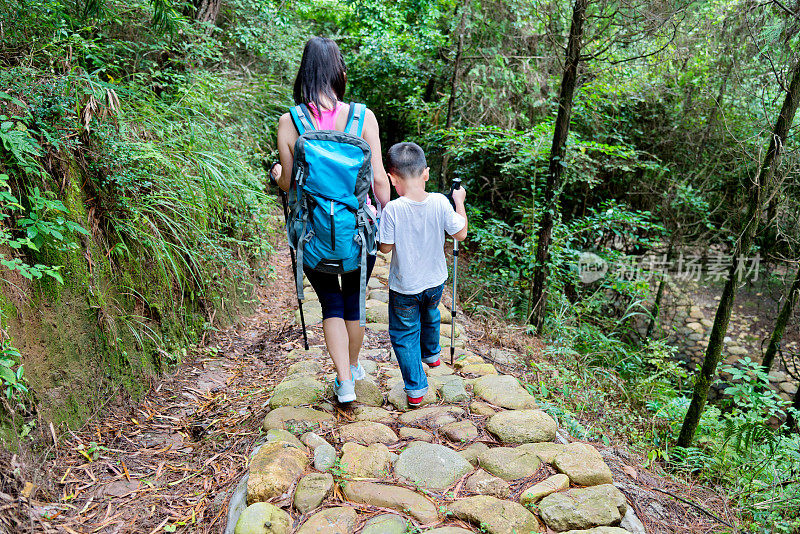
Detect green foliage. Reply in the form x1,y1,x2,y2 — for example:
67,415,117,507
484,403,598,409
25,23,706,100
220,0,310,75
0,340,27,401
0,90,92,411
79,73,279,305
0,176,66,283
663,359,800,532
0,0,295,432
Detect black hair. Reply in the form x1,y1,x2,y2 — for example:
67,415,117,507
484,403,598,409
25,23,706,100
386,142,427,179
293,37,347,118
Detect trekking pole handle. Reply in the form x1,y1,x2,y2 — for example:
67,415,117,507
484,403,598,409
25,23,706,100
446,178,463,209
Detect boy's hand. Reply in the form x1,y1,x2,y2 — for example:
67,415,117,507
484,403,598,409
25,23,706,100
452,186,466,206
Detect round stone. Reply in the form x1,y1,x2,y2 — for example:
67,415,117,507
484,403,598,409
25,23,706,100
265,429,305,449
486,409,557,444
538,484,627,531
458,363,498,376
399,427,433,442
395,441,474,490
366,302,390,323
448,495,542,534
339,421,398,445
553,443,613,486
522,442,566,464
262,407,334,433
459,442,489,465
341,481,438,524
269,376,325,408
441,420,479,443
464,469,510,498
247,441,309,504
353,406,395,423
478,446,541,481
295,506,357,534
472,375,538,410
519,473,570,505
469,401,496,416
293,473,333,514
398,405,465,429
234,502,291,534
340,442,392,478
286,360,324,376
360,514,408,534
439,376,469,403
354,379,385,406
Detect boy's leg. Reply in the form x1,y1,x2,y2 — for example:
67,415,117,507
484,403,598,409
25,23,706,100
388,290,428,397
420,283,444,365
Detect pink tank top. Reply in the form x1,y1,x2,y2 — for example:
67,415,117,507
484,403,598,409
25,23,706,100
307,101,344,130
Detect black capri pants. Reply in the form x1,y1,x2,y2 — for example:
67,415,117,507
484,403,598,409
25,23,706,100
304,255,377,321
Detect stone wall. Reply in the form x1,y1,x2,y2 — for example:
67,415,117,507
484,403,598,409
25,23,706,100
637,278,798,404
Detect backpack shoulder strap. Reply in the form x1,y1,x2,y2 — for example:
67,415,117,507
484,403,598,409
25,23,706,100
289,104,315,135
345,102,367,136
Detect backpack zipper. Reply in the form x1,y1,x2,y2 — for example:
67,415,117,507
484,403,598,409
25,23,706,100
330,200,336,251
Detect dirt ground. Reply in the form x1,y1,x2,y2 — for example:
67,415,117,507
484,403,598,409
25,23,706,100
0,243,738,533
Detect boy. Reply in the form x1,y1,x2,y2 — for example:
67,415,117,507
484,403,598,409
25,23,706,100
378,142,468,407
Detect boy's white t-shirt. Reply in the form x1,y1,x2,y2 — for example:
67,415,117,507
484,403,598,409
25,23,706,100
378,193,466,295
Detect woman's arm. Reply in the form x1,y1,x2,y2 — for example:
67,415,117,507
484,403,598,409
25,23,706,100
362,108,390,208
272,113,297,191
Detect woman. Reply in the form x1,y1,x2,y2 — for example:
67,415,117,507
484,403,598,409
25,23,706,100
272,36,391,402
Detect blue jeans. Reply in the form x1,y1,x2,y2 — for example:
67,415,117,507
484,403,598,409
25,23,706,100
388,284,444,397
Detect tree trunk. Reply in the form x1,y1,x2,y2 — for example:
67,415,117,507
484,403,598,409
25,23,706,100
761,192,780,259
440,1,469,190
762,264,800,373
785,381,800,434
194,0,221,24
529,0,588,332
646,240,675,339
677,60,800,448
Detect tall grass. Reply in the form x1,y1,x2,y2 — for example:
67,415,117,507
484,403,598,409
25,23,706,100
78,71,290,345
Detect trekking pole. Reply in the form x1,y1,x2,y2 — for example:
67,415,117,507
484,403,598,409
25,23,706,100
447,178,463,365
271,163,309,350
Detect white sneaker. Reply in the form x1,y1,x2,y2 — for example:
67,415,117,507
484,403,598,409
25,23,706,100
350,361,366,381
334,377,356,403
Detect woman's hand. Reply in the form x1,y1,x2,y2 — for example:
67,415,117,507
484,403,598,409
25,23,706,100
270,162,283,182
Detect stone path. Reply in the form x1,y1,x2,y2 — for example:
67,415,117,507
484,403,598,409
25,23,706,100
227,253,645,534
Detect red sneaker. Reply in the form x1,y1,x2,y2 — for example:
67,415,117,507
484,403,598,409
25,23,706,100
407,395,424,407
425,358,441,368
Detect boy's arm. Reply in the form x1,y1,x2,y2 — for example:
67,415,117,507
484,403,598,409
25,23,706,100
378,204,395,253
448,189,468,241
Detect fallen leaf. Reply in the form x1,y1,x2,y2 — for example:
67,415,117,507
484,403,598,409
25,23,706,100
622,465,638,480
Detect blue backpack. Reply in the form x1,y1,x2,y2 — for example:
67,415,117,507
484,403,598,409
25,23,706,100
286,102,378,325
